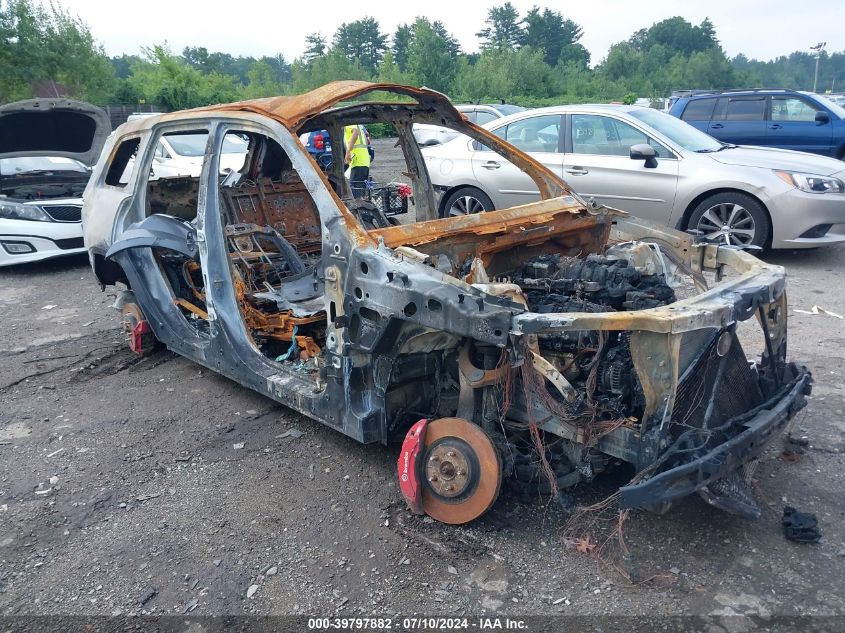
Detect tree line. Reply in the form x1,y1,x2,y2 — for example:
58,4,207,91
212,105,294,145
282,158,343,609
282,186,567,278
1,0,843,111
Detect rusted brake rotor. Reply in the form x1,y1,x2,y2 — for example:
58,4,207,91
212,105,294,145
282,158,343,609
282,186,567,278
420,417,502,525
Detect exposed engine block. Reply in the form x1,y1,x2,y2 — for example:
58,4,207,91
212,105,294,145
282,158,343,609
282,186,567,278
513,253,677,417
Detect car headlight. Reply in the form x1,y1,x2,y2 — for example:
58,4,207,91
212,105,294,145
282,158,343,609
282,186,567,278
774,170,845,194
0,200,52,222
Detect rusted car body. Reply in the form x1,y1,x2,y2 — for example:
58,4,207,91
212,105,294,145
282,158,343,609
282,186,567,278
83,82,810,524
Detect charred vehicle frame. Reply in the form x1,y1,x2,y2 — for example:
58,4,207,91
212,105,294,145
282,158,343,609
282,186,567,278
83,82,811,525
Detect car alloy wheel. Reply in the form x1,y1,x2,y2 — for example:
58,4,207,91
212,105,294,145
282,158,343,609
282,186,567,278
696,202,756,246
449,195,487,216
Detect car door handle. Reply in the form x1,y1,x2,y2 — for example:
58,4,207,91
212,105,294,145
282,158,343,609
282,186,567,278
565,167,589,175
769,124,782,130
482,161,500,170
710,123,723,129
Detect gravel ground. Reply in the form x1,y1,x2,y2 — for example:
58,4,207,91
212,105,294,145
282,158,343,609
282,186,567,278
1,139,844,620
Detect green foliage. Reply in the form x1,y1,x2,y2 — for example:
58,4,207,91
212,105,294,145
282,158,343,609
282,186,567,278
523,6,585,67
454,46,553,103
0,0,115,103
291,47,371,93
376,51,408,85
629,17,718,55
129,45,240,110
406,18,460,93
476,2,523,51
392,24,413,72
4,0,845,117
303,33,327,62
332,17,388,75
365,123,395,139
242,60,287,99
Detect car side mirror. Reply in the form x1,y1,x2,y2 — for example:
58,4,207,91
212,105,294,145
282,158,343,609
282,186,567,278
815,111,830,124
630,143,658,168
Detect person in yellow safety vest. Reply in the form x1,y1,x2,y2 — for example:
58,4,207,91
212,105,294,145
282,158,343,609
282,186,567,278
344,124,371,199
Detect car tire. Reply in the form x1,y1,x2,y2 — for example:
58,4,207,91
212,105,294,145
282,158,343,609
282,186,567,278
687,192,770,248
441,187,495,218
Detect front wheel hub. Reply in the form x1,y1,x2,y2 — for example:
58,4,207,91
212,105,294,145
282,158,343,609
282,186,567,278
418,417,502,525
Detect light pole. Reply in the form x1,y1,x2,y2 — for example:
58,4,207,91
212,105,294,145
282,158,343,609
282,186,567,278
811,42,826,93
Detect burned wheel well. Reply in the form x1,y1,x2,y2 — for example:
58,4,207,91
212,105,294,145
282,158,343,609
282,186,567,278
92,253,129,288
680,188,773,247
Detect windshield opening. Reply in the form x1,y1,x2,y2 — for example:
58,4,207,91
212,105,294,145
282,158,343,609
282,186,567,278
628,108,722,152
491,104,526,116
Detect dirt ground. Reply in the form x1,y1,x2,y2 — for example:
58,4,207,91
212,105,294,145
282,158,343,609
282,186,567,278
1,139,844,623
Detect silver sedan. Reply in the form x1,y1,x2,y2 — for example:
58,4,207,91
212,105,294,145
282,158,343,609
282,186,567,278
423,105,845,249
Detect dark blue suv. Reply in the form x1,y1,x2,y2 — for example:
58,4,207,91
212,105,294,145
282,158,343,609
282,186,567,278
669,89,845,159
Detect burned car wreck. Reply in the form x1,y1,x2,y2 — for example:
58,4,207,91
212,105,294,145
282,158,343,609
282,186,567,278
83,81,811,525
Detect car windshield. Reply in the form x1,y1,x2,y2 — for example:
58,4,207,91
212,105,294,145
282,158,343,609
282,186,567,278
812,94,845,119
628,108,722,152
493,104,526,116
167,133,248,157
0,156,89,175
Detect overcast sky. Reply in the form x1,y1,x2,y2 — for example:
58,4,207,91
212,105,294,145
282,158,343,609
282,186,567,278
55,0,842,65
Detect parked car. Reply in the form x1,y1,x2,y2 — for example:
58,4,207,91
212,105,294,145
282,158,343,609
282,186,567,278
83,81,809,525
668,89,845,159
0,98,109,266
826,94,845,108
423,104,845,248
413,104,525,146
151,132,249,178
300,127,374,171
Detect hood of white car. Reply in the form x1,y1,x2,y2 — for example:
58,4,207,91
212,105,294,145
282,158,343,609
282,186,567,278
707,145,844,176
0,98,110,166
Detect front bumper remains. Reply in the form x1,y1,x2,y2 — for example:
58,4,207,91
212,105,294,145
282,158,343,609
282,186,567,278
619,364,812,511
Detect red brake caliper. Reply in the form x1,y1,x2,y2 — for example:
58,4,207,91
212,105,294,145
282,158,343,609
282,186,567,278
397,419,428,514
129,320,153,355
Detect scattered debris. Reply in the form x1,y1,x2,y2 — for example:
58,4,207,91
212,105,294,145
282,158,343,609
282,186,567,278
34,488,52,496
265,566,278,577
184,598,199,613
46,448,64,458
138,587,156,606
41,305,58,310
782,506,822,543
794,305,843,319
276,429,304,440
246,409,258,415
447,566,457,575
233,442,245,450
246,584,259,599
48,476,59,485
213,559,222,567
136,492,162,502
